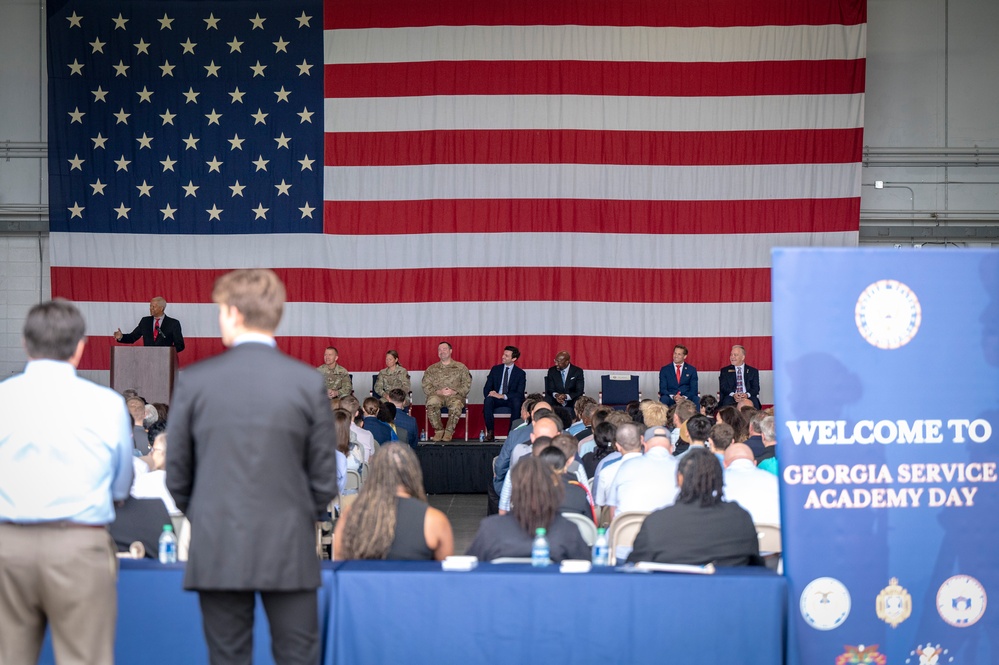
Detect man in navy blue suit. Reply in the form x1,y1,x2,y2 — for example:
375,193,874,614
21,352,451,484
482,346,526,442
659,344,700,410
718,345,762,409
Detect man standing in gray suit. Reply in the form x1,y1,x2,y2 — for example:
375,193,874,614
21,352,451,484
167,269,337,665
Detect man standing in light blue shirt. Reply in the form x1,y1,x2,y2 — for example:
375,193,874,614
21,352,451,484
0,300,133,665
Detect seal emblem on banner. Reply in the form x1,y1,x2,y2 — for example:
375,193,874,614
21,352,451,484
855,279,922,349
936,574,987,627
835,644,887,665
905,643,949,665
800,577,851,630
875,577,912,628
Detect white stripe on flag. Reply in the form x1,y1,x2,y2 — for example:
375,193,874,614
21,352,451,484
324,24,867,64
50,232,858,271
324,94,865,133
324,163,861,202
76,301,774,339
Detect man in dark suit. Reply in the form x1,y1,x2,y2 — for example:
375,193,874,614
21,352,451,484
659,344,700,410
167,269,337,665
545,350,585,413
718,344,762,409
114,296,185,352
482,345,527,442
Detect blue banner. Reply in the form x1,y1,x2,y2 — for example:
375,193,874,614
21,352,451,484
773,249,999,665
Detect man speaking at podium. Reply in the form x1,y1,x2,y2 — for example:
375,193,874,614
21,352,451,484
114,297,185,352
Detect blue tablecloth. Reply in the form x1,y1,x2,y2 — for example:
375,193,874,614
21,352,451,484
38,560,336,665
36,560,785,664
324,561,787,665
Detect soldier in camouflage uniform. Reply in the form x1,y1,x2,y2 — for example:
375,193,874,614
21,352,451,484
373,349,412,398
421,341,471,441
317,346,353,399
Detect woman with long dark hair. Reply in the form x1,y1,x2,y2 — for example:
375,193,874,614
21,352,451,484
466,456,589,562
627,447,761,567
334,444,453,560
715,406,748,443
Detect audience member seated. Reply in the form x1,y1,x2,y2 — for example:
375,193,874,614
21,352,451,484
126,396,148,453
379,402,407,446
361,396,394,444
627,447,763,567
152,401,169,423
581,420,616,479
388,389,419,448
670,400,698,455
509,393,544,430
607,423,679,520
715,406,749,445
334,408,364,473
554,405,574,431
467,456,589,563
540,446,595,523
133,421,163,478
699,394,719,418
723,443,780,526
109,497,173,558
679,415,714,459
756,415,779,475
143,404,160,429
341,395,375,463
497,412,562,513
707,422,736,461
331,410,351,494
567,396,596,438
492,399,553,497
130,424,180,516
639,401,669,429
551,432,592,497
334,444,453,561
742,410,766,458
625,400,643,424
577,405,613,456
593,421,645,518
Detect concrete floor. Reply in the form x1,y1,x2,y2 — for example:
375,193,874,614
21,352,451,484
426,493,488,555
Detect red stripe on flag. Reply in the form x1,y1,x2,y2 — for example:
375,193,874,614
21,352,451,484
325,60,866,98
325,129,864,167
324,0,866,29
322,199,860,235
53,267,772,305
82,335,775,373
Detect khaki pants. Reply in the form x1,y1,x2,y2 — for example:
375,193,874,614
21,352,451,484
0,522,118,665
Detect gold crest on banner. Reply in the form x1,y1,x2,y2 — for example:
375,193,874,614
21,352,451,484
876,577,912,628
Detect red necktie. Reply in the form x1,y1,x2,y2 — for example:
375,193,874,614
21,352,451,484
153,318,160,341
675,364,682,383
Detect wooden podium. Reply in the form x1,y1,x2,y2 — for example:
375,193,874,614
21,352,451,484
110,347,178,404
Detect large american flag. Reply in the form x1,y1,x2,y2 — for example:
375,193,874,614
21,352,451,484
48,0,865,403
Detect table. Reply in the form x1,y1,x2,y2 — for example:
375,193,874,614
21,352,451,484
37,560,786,665
324,561,787,665
416,442,501,493
38,560,335,665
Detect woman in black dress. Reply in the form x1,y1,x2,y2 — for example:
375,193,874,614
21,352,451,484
334,443,453,560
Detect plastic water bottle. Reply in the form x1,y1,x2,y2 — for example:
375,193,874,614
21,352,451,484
591,527,609,566
420,429,426,442
158,524,177,564
531,527,550,567
479,429,485,442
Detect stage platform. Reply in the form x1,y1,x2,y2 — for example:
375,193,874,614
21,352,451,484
415,441,501,494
